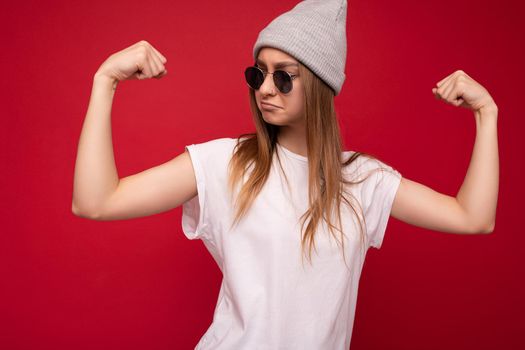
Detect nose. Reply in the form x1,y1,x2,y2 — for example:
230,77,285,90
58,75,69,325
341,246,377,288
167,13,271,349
259,72,277,96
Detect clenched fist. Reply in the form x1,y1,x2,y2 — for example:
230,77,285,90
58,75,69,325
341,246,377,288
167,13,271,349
432,70,497,115
95,40,168,83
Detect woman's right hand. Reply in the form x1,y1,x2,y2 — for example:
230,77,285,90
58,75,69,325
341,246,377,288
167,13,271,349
95,40,168,82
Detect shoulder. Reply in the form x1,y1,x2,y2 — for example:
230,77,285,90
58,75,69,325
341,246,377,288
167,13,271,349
342,150,400,182
342,150,381,174
186,137,237,154
188,137,237,148
184,137,240,168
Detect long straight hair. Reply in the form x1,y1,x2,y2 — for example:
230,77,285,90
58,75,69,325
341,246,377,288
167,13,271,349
227,61,379,266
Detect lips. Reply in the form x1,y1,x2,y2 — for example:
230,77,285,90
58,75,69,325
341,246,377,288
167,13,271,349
261,102,282,109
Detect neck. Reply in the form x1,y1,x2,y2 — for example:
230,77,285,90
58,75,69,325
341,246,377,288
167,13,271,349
277,122,307,157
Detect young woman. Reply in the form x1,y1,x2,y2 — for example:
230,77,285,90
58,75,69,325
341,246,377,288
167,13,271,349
72,0,499,348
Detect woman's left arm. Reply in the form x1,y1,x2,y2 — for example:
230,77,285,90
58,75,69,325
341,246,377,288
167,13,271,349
390,70,499,234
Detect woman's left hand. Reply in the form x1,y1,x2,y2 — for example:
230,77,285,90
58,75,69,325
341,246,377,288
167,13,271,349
432,70,497,114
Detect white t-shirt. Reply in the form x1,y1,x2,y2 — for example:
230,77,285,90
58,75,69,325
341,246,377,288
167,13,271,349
181,137,402,350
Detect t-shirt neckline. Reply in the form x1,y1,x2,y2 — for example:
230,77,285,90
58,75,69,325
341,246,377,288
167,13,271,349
276,142,308,163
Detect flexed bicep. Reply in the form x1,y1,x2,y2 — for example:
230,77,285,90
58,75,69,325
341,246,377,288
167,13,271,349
90,150,197,221
390,177,489,234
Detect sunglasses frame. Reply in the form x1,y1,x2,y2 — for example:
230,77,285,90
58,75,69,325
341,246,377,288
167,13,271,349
244,65,299,94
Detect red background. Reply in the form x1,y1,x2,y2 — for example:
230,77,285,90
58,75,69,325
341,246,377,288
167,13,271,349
2,0,524,349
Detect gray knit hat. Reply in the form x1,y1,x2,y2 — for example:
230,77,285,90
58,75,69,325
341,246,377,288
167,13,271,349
253,0,347,96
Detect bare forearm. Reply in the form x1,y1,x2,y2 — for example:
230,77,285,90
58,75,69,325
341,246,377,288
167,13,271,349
456,105,499,232
72,74,120,217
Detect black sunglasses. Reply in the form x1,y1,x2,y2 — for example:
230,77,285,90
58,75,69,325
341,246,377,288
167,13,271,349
244,65,298,94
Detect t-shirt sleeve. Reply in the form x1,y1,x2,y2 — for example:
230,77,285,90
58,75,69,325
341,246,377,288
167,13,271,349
181,138,234,241
359,157,402,249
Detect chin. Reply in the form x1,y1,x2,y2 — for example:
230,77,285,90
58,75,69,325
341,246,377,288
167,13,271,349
261,114,287,126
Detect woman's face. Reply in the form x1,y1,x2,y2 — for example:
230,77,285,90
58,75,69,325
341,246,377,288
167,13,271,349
254,47,305,128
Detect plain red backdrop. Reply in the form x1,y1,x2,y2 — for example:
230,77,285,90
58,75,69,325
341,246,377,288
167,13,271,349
1,0,524,349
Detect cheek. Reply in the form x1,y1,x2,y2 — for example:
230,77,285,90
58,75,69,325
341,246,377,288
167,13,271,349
288,95,304,115
254,92,261,107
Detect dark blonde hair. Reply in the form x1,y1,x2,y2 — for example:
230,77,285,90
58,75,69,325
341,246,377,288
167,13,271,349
227,60,380,266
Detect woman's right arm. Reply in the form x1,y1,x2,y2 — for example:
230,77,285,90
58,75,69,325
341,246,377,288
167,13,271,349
72,41,197,221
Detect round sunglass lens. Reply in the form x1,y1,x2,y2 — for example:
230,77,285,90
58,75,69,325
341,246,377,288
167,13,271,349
245,67,264,90
274,71,292,93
